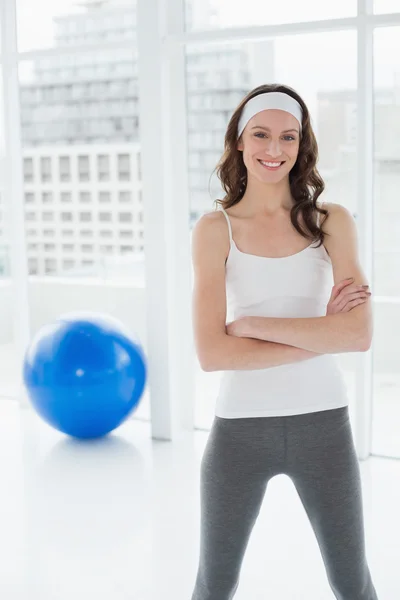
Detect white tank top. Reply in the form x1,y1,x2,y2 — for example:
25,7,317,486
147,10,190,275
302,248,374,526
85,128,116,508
215,206,349,419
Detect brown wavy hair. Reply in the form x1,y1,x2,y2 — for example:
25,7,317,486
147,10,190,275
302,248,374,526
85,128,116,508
213,83,328,246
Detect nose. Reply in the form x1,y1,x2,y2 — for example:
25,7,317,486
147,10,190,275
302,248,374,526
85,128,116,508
265,139,282,158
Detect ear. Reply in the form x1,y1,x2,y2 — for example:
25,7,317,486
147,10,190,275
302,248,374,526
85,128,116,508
237,138,244,152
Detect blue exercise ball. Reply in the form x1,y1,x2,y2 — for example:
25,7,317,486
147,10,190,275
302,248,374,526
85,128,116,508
23,312,147,439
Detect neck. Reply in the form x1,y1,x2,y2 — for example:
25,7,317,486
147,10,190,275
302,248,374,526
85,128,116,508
239,175,294,217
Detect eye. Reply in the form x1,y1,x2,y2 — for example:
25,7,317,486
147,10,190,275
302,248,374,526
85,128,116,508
283,135,296,141
254,132,266,138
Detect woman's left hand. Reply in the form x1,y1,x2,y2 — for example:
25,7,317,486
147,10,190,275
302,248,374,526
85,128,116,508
226,317,250,338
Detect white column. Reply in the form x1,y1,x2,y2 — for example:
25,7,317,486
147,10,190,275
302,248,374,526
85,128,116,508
355,0,374,460
137,0,194,440
0,0,31,402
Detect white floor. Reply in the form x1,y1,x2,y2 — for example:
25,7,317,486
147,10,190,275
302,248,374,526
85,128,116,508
0,398,398,600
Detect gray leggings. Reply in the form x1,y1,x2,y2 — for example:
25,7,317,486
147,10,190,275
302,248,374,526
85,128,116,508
191,406,378,600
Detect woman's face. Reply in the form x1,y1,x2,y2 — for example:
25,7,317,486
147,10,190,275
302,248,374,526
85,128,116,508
237,109,301,184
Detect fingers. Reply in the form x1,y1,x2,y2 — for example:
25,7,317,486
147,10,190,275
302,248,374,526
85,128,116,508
335,290,370,310
342,298,368,312
330,277,355,301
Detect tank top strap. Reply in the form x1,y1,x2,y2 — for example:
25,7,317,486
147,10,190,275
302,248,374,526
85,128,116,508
219,207,233,245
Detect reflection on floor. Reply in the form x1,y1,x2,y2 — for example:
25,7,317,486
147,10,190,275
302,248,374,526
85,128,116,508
0,398,398,599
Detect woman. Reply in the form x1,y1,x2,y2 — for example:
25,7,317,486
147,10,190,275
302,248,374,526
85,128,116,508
190,83,378,599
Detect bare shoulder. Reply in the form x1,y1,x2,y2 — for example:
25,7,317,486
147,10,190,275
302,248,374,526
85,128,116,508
191,210,230,261
318,202,355,231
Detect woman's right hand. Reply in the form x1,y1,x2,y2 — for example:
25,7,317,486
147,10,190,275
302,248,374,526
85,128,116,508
326,278,371,315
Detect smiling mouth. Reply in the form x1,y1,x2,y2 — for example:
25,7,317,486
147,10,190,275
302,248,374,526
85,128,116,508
258,160,285,170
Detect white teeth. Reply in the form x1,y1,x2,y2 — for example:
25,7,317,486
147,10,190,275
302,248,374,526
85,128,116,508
260,160,282,167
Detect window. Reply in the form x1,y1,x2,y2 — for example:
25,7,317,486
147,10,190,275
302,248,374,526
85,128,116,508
61,230,74,237
118,153,131,181
25,193,35,204
120,230,133,238
79,192,91,203
78,155,90,181
62,244,74,252
42,192,53,204
43,230,55,237
97,154,110,181
100,230,112,237
26,212,36,221
24,158,34,182
44,243,56,252
99,212,112,222
42,212,54,222
99,191,111,203
59,156,71,182
119,212,132,223
119,191,132,203
79,212,92,222
28,258,38,274
80,230,93,237
44,258,57,273
40,157,52,182
61,212,73,222
81,244,93,253
61,192,72,203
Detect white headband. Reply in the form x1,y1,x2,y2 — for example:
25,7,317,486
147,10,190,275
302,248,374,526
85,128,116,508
237,92,303,138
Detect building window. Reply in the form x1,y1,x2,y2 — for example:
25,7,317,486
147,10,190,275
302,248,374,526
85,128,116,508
120,245,134,253
24,158,34,183
100,245,113,254
40,157,52,182
80,230,93,237
119,230,133,239
137,152,141,179
99,191,111,203
28,258,38,274
62,259,75,270
62,244,74,252
28,243,38,251
25,193,35,204
100,230,112,238
26,212,36,221
119,191,131,203
138,211,143,223
118,153,131,181
42,192,53,204
81,244,93,253
43,230,55,237
44,243,56,251
119,212,132,223
44,258,57,273
61,212,73,222
27,229,37,236
59,156,71,182
42,212,54,222
61,230,74,237
99,212,112,222
97,154,110,181
61,192,72,203
79,192,91,203
78,155,90,181
79,212,92,222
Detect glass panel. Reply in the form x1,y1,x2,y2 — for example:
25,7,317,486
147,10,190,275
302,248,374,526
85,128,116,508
372,26,400,458
185,0,356,31
374,1,400,13
0,73,20,398
16,0,137,52
18,1,149,421
187,31,357,430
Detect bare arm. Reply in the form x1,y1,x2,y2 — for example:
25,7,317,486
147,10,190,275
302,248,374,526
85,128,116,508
227,203,373,354
191,212,324,372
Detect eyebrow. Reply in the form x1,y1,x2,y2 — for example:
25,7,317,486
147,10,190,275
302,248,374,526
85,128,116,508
251,126,299,133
